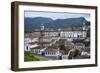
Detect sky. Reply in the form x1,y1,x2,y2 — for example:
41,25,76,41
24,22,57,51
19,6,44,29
24,11,90,21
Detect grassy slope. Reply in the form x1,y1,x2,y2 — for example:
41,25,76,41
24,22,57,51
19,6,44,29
24,52,40,62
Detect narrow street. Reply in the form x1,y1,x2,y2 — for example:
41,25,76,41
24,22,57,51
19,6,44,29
33,54,53,61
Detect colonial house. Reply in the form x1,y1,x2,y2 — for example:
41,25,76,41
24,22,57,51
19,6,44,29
74,43,85,49
81,51,90,58
39,37,52,42
39,42,52,48
42,48,61,57
24,42,39,52
24,43,30,51
24,38,31,51
30,46,45,55
29,43,62,57
24,37,39,51
42,31,59,37
39,36,60,48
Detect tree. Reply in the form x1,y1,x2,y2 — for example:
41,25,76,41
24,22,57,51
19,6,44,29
59,44,66,51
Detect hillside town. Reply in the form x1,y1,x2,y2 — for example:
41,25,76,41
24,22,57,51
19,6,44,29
24,22,90,61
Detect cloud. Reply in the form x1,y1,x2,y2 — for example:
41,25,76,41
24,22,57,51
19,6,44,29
25,11,90,21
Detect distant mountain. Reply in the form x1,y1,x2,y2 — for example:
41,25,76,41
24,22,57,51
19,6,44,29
24,17,53,32
24,17,89,32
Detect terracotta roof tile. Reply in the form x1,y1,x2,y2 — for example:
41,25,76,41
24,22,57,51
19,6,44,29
45,48,58,52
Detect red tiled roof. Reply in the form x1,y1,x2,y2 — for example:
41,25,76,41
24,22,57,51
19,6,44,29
45,48,58,52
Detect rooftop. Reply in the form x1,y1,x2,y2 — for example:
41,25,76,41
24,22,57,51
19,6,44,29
45,48,58,52
24,32,41,38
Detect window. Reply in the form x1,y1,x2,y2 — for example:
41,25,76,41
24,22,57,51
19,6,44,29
26,46,28,50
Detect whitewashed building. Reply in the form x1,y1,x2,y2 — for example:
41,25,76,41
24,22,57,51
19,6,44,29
60,23,87,39
39,37,52,42
30,46,44,55
41,48,62,57
24,37,39,51
43,31,59,37
60,31,86,39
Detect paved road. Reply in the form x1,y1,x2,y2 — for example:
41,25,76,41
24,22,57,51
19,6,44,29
33,54,53,61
